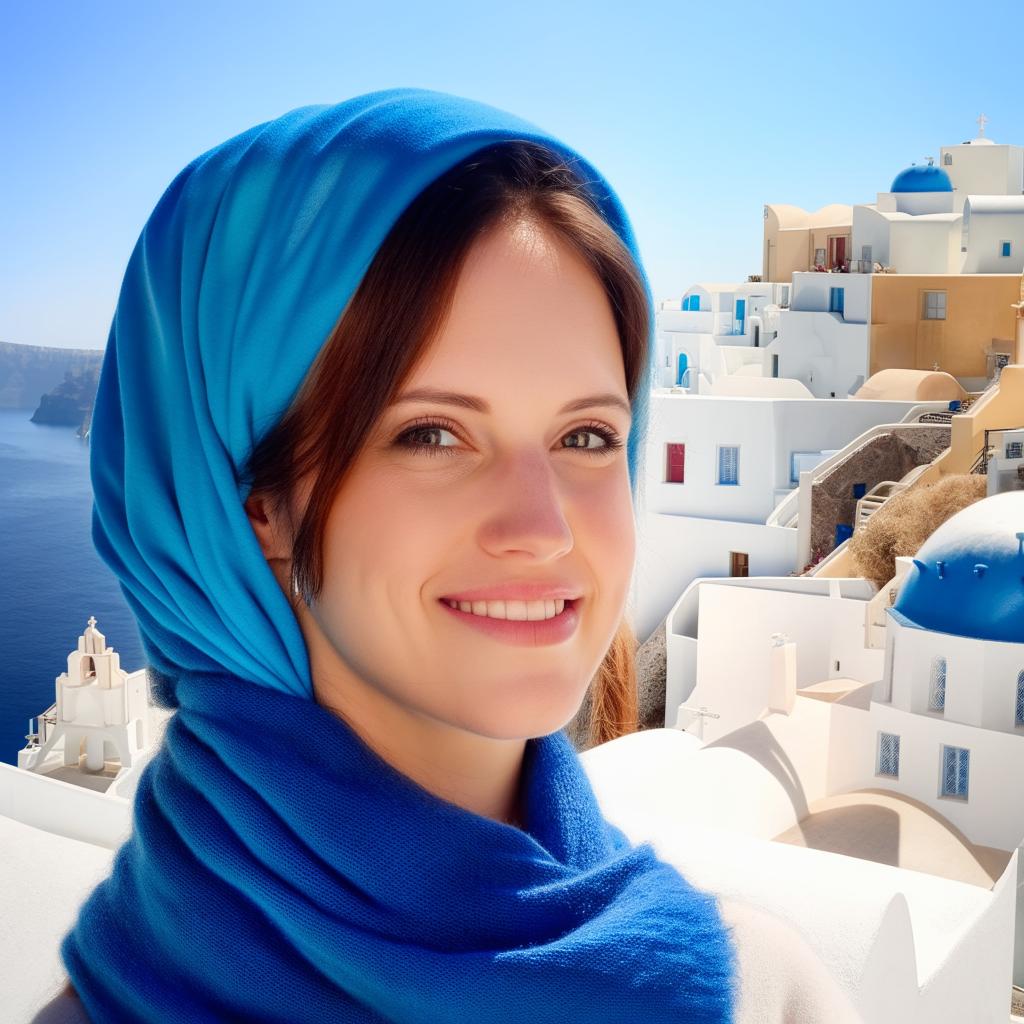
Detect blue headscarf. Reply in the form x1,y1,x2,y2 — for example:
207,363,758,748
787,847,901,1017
64,88,736,1022
88,86,654,703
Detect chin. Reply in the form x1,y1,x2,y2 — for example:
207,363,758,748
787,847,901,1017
460,688,589,742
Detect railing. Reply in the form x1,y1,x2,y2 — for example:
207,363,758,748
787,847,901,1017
766,486,801,529
853,463,934,534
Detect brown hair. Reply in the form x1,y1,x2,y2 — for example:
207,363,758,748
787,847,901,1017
240,139,649,746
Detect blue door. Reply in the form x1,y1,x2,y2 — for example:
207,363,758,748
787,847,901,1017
734,298,745,335
829,287,845,315
676,352,689,387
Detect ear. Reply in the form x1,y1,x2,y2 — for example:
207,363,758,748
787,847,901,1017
243,492,292,563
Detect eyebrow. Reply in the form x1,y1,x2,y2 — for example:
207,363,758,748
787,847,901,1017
393,388,632,417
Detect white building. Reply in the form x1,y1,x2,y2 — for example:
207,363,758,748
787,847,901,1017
19,616,152,774
628,390,948,643
632,489,1024,1017
654,281,791,392
852,120,1024,277
768,271,873,399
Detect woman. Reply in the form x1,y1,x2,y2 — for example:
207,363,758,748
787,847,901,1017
32,88,861,1022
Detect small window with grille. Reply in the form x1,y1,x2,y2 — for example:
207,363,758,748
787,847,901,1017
928,655,947,712
717,445,740,486
922,291,947,320
1006,441,1023,459
877,732,900,778
940,745,969,800
1016,670,1024,728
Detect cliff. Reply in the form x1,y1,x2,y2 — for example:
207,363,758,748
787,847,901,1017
0,340,103,413
30,364,102,432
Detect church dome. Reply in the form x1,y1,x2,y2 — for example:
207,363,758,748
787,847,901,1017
892,491,1024,643
891,164,953,193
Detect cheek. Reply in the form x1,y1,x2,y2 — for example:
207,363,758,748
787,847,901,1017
580,472,636,586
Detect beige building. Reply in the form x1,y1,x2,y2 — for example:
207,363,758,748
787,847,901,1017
763,204,853,281
868,274,1020,378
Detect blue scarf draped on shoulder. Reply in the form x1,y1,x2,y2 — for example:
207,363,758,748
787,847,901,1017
61,87,737,1022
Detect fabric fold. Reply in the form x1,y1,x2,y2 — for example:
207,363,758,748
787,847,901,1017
62,670,735,1022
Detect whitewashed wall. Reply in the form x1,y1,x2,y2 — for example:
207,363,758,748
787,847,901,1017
672,581,883,743
890,215,959,274
961,197,1024,273
887,613,1024,735
790,270,872,323
629,510,798,645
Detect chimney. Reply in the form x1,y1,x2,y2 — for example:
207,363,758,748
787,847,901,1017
768,632,797,715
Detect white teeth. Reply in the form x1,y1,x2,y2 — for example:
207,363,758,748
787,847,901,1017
444,598,567,620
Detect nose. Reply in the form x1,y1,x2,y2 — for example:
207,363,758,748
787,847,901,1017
477,448,574,561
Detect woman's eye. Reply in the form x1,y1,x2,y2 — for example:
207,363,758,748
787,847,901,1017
562,425,624,454
393,418,624,458
396,422,461,457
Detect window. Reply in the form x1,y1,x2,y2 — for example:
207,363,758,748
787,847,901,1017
940,745,969,800
717,445,740,485
928,655,947,712
729,551,749,577
943,153,953,166
814,247,826,267
877,733,900,778
666,443,685,484
923,291,946,320
1001,241,1012,258
828,287,845,314
1016,670,1024,728
683,294,700,311
1006,441,1023,459
861,244,872,265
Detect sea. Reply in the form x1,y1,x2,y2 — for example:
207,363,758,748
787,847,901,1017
0,407,144,765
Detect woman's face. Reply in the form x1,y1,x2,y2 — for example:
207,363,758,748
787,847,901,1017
292,217,635,743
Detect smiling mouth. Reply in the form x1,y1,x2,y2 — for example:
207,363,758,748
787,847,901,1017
437,596,581,647
439,597,577,621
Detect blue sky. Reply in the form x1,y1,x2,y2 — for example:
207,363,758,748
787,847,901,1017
3,0,1020,350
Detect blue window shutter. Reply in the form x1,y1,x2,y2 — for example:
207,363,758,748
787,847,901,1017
941,746,969,798
718,446,739,485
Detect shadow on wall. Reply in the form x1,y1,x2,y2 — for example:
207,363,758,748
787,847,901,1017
704,719,812,824
777,802,901,867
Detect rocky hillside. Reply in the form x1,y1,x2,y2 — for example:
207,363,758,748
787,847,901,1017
0,340,103,412
30,364,101,432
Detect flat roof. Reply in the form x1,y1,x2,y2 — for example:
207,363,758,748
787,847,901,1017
773,788,1010,888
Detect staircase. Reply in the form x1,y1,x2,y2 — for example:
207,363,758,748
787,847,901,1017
852,463,934,535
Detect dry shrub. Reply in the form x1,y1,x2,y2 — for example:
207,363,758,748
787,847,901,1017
848,474,989,588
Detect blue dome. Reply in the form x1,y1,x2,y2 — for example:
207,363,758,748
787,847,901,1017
892,491,1024,643
891,164,953,193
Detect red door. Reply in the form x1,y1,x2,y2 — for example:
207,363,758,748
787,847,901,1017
829,236,847,269
666,443,685,483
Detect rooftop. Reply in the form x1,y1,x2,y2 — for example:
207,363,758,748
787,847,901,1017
773,789,1011,889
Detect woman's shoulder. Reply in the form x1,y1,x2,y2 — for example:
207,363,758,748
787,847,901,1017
28,982,91,1024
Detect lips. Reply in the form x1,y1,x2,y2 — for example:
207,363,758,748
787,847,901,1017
439,595,581,647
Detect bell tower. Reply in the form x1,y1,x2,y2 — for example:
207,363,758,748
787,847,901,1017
21,616,150,773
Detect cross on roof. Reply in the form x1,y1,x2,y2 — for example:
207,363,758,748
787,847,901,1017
87,615,97,629
977,113,988,136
